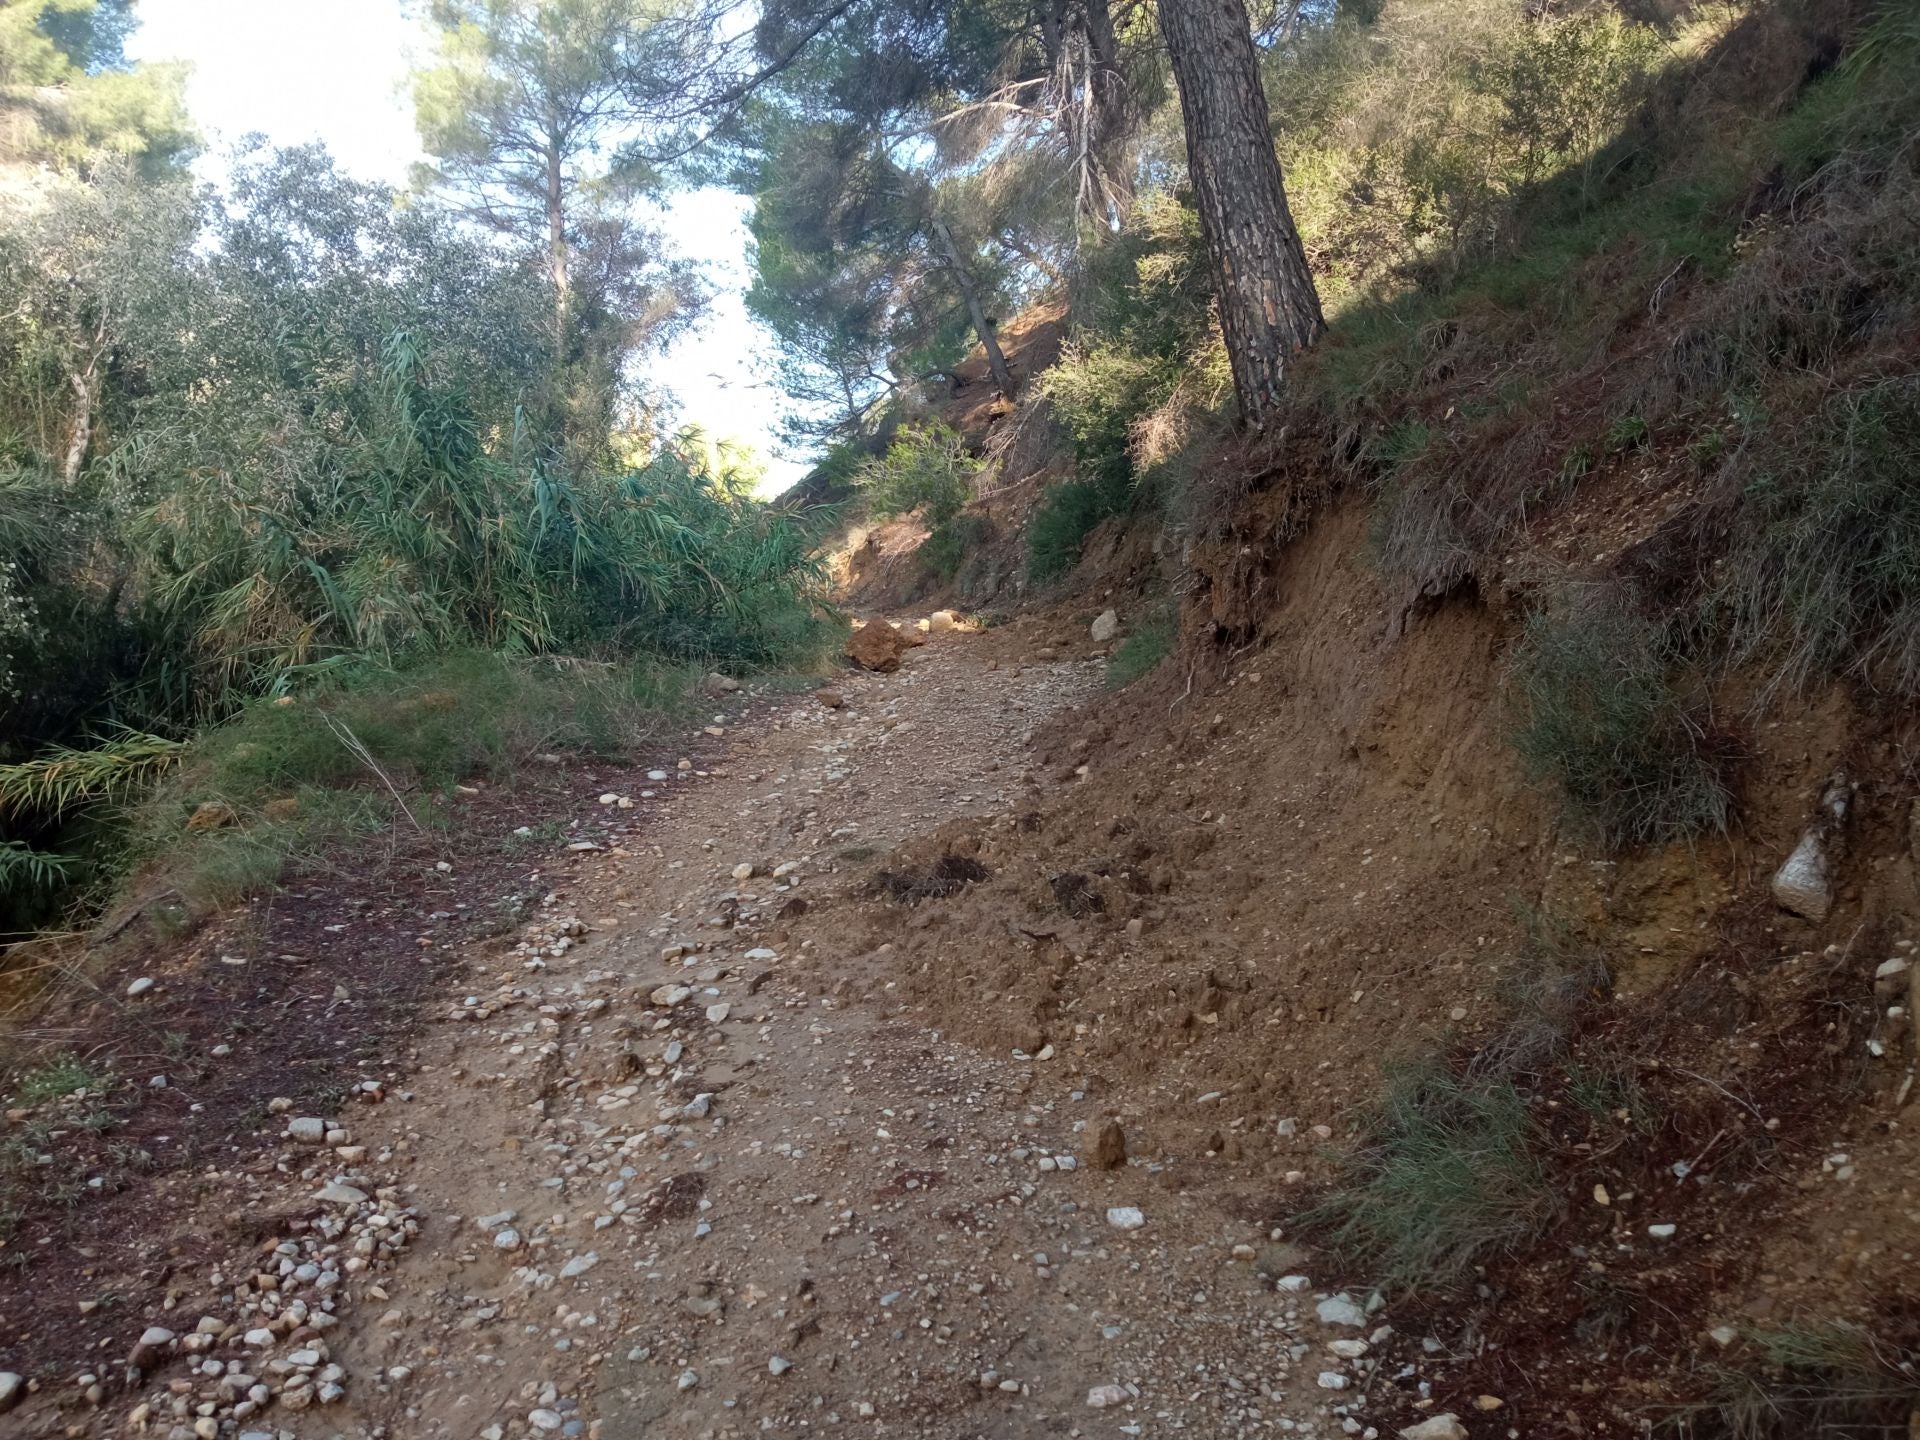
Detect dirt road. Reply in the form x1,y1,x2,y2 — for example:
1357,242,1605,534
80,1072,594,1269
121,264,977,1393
9,624,1411,1440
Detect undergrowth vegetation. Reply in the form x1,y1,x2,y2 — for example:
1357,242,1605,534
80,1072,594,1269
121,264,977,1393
1669,1322,1920,1439
1509,595,1731,847
130,651,691,913
1306,1060,1552,1290
1104,602,1177,689
0,147,836,934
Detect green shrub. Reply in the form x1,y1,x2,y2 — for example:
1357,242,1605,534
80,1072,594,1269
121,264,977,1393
1027,472,1134,584
1509,596,1730,847
1306,1061,1552,1292
919,514,990,582
1716,377,1920,698
853,424,978,527
1038,342,1179,487
12,1056,102,1105
1105,602,1177,689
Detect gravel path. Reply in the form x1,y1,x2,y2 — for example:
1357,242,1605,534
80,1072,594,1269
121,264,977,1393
58,624,1413,1440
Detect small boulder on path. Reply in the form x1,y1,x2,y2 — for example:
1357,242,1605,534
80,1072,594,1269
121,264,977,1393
846,622,921,673
928,609,958,633
1399,1416,1468,1440
1090,608,1120,643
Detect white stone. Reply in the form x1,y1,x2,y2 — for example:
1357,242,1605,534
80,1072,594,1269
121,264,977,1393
1399,1417,1468,1440
126,977,154,997
1105,1206,1145,1231
1316,1296,1367,1328
1771,831,1831,919
1086,1384,1129,1409
1090,609,1119,643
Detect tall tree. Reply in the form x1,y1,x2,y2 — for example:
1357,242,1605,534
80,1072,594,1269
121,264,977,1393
1156,0,1324,428
411,0,695,462
723,1,1162,440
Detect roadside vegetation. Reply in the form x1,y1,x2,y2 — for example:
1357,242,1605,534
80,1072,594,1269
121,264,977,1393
0,7,838,941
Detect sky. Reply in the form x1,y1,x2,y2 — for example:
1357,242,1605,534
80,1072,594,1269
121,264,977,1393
124,0,811,495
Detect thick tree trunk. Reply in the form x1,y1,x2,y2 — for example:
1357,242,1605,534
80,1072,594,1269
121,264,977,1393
932,218,1017,400
1157,0,1324,429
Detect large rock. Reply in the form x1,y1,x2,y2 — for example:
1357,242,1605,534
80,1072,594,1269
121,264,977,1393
1090,608,1120,643
928,609,958,633
846,623,919,673
1771,771,1853,921
1399,1417,1468,1440
702,672,742,697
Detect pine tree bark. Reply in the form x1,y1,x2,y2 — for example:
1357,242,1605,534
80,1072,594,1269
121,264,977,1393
1156,0,1324,429
932,218,1017,400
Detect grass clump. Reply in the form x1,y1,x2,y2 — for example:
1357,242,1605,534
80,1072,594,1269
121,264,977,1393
1509,594,1730,848
1473,905,1613,1079
1669,1322,1920,1439
1716,377,1920,700
1306,1061,1553,1292
1105,602,1177,689
126,650,693,909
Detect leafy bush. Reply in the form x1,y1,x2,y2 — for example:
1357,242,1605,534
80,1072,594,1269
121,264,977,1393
1306,1061,1552,1291
1509,595,1730,848
1268,4,1672,308
853,423,978,527
1716,377,1920,699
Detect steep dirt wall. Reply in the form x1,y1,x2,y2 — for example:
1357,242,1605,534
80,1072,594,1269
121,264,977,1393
782,489,1920,1429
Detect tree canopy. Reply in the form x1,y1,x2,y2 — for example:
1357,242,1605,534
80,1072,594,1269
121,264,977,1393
0,0,193,177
